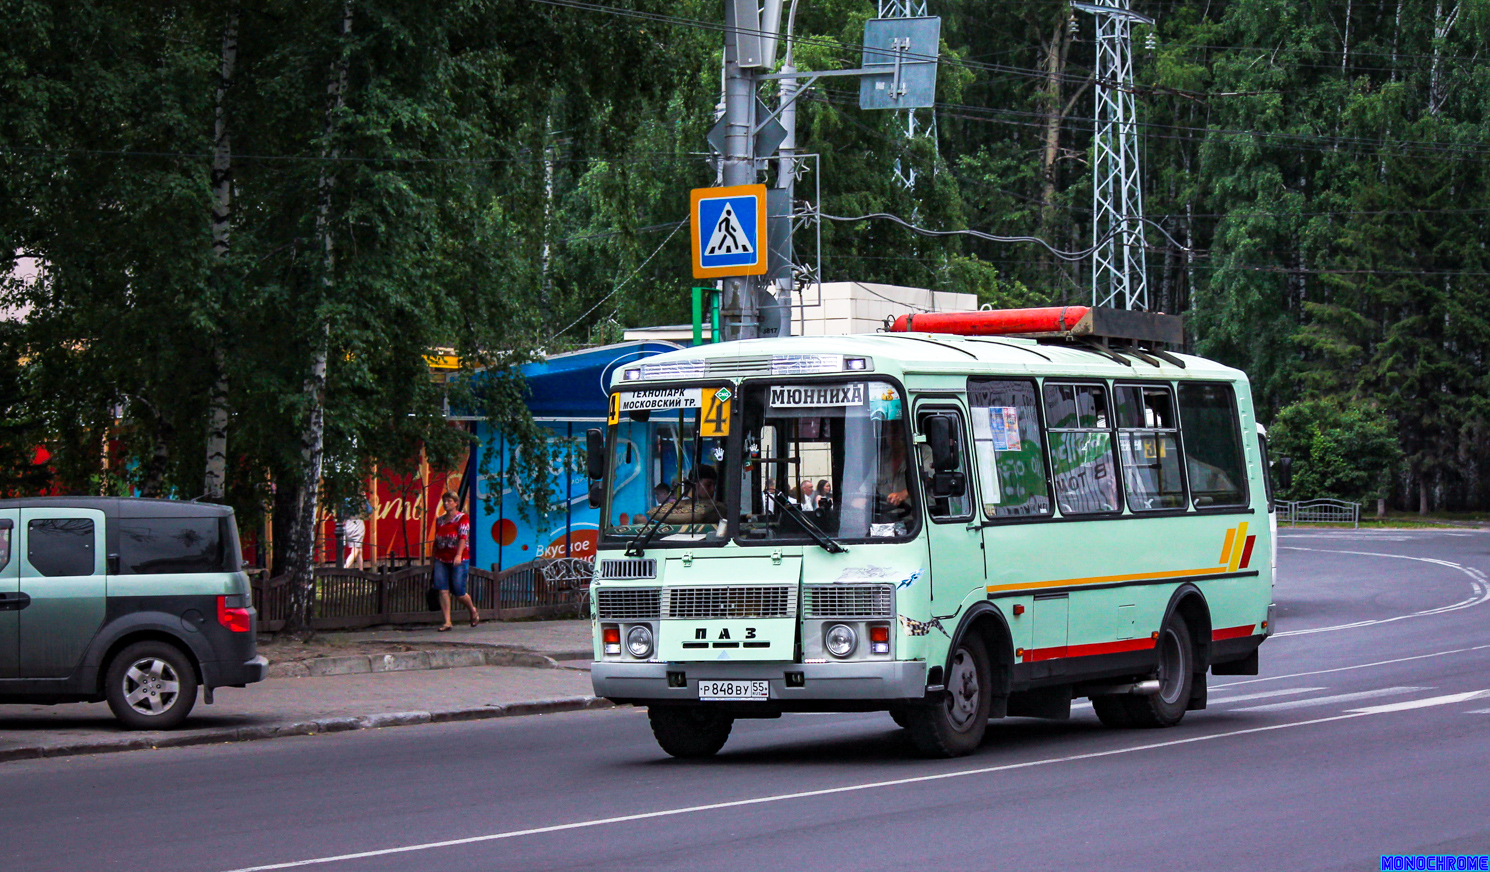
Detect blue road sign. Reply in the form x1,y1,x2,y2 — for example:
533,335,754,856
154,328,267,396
691,184,768,278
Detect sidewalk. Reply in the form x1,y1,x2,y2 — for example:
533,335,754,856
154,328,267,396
0,620,604,763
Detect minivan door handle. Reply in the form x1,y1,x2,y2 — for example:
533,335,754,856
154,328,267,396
0,591,31,611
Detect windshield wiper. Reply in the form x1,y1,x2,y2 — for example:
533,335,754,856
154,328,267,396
777,499,848,554
625,480,683,557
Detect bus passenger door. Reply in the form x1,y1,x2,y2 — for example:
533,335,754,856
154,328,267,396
916,407,984,607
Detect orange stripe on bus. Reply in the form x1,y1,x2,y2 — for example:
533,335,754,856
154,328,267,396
1212,624,1257,641
987,565,1228,594
1218,527,1236,565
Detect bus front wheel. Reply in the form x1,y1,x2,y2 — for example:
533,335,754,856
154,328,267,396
648,706,734,758
905,634,991,757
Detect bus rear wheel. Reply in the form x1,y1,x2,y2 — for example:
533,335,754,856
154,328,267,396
648,706,734,758
905,634,991,757
1105,618,1194,729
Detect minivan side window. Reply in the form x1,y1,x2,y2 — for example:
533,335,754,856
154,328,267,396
0,520,11,571
1043,382,1121,515
27,519,96,577
119,518,225,574
1115,384,1187,511
1177,383,1248,508
968,379,1052,519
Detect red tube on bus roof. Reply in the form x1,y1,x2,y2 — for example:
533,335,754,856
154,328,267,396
888,306,1091,336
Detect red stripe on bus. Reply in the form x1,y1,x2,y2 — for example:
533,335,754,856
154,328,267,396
1021,637,1155,663
1212,624,1257,641
1238,535,1257,569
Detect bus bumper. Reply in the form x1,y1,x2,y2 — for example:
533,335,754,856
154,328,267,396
591,660,928,705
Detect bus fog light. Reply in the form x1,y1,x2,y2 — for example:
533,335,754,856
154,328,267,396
603,625,621,656
825,624,857,658
626,625,654,659
869,623,890,655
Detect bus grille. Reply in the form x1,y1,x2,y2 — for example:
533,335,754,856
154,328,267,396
595,588,661,621
598,558,656,580
804,585,894,619
664,586,797,619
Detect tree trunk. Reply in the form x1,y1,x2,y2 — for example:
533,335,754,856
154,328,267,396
283,1,353,638
1427,1,1458,116
203,3,238,503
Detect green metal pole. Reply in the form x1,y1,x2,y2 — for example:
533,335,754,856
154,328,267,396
692,286,705,346
711,290,721,344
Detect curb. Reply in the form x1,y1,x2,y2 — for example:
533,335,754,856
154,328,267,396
267,647,571,679
0,697,615,763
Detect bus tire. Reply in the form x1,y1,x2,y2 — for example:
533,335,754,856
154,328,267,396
1091,696,1135,728
888,705,912,729
1125,617,1194,728
905,634,991,757
648,706,733,758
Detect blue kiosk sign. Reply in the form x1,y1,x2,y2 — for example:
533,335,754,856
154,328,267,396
690,184,768,279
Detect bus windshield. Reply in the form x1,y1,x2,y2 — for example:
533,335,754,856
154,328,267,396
601,390,731,547
737,380,917,544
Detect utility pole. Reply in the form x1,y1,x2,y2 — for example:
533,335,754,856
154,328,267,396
1074,0,1152,311
719,0,769,341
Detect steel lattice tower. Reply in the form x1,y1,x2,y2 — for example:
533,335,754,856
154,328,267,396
879,0,936,189
1076,0,1151,311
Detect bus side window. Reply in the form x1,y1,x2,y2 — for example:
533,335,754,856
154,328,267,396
1043,382,1122,515
967,379,1052,519
1115,384,1186,511
1177,383,1248,508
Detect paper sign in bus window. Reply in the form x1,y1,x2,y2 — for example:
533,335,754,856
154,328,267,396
989,406,1022,451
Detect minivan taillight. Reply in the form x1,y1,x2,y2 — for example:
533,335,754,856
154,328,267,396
217,596,252,633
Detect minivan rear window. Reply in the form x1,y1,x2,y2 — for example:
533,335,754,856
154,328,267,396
119,517,226,574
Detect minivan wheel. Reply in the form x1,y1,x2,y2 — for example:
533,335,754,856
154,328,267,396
105,641,199,731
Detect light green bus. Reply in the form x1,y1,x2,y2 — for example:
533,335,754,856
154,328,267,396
587,326,1275,758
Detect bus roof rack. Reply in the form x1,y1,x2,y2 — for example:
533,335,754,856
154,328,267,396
887,306,1185,348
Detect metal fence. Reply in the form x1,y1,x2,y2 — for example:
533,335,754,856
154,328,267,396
251,558,593,632
1278,499,1360,528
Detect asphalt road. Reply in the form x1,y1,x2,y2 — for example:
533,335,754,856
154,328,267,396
5,528,1489,872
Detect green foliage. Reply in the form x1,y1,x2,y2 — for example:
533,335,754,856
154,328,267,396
2,0,1490,516
1269,399,1403,503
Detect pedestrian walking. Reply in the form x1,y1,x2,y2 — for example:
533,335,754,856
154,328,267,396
432,492,479,631
341,515,365,570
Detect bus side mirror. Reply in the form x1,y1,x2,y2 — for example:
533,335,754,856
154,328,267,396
1275,456,1294,491
588,482,605,510
586,428,605,481
931,471,965,498
925,416,958,471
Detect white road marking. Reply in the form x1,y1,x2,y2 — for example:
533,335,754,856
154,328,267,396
1232,686,1425,713
1208,687,1324,705
1466,709,1490,714
1212,643,1490,690
217,694,1487,872
1347,690,1490,714
1273,547,1489,637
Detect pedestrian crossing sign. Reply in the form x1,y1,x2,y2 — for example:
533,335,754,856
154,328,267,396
690,184,768,278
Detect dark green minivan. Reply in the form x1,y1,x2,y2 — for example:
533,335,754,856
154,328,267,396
0,497,266,729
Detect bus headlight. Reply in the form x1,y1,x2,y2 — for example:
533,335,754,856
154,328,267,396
626,625,654,659
825,623,857,658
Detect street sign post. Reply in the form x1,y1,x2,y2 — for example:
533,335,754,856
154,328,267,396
691,184,768,279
